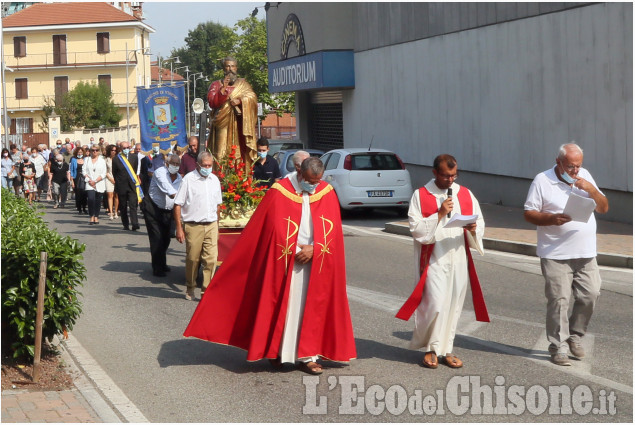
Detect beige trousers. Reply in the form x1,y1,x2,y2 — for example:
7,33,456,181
184,222,219,293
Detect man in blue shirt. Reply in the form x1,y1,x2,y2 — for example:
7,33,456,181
142,154,183,277
252,137,281,189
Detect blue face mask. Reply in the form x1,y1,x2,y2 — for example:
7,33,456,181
300,180,318,193
198,166,212,177
559,165,577,184
258,151,267,159
153,146,160,154
122,148,130,155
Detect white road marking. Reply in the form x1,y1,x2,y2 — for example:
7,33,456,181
63,333,149,422
346,284,633,395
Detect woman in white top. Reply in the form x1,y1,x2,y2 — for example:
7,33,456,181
83,146,107,224
104,144,119,219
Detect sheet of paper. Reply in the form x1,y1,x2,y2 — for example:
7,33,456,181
443,213,479,228
563,192,596,222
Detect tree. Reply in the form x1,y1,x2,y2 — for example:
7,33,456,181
171,16,295,115
171,21,232,100
42,81,121,131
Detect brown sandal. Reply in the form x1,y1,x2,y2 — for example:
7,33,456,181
297,361,323,375
441,354,463,368
422,351,438,369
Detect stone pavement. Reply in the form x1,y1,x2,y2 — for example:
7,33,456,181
1,389,101,423
2,202,631,423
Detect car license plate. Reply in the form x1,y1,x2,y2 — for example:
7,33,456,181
367,190,393,197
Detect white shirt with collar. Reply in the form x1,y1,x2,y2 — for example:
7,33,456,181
524,166,602,260
149,166,182,210
174,169,222,222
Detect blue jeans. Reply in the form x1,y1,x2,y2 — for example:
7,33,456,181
1,176,13,189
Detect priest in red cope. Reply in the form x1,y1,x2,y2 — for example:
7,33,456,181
183,156,356,375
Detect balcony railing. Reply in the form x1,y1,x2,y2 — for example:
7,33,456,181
5,91,139,111
3,50,141,69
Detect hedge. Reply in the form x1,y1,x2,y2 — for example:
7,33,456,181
1,188,85,359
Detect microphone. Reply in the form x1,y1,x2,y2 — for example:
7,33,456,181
447,188,452,218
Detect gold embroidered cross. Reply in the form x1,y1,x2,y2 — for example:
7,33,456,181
316,215,334,273
277,216,299,273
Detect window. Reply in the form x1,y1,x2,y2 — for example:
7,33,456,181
53,35,67,65
97,32,110,53
97,74,112,92
54,76,68,105
350,154,402,171
10,118,33,135
13,36,26,57
325,153,341,170
15,78,28,99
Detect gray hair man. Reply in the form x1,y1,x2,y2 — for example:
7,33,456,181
173,151,223,300
142,154,183,277
111,140,142,231
524,142,609,366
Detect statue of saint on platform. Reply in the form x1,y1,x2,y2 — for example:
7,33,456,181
207,56,258,169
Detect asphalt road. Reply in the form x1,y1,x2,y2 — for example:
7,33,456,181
42,206,633,422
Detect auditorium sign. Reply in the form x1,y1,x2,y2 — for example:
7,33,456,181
268,51,355,93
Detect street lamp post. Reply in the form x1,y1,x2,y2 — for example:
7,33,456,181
174,65,190,136
191,73,208,134
1,37,15,149
157,56,180,87
126,43,151,142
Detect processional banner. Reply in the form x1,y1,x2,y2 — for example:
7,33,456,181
137,84,187,155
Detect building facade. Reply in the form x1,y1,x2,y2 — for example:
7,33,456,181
266,2,632,223
1,2,154,145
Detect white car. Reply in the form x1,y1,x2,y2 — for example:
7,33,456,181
320,148,413,213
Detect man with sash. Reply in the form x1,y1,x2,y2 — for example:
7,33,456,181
207,56,258,170
112,141,143,231
184,156,356,375
396,154,489,369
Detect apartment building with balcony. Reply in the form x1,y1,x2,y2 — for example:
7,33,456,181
1,2,154,144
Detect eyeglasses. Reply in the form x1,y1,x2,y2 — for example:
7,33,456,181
90,149,100,152
562,164,581,171
437,173,458,180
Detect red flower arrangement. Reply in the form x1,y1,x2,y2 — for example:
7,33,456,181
214,145,267,221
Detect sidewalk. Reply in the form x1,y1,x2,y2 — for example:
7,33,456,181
385,203,633,268
1,389,102,423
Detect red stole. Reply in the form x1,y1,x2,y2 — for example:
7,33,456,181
395,186,490,322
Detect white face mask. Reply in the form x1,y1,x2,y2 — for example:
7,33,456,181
153,146,160,154
167,164,180,174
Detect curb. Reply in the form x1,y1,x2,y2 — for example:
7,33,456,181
384,222,633,269
55,334,149,423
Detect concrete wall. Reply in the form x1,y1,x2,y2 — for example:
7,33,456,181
266,2,354,60
344,3,632,221
353,2,590,51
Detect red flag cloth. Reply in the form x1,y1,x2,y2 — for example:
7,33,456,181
183,178,357,362
395,185,490,322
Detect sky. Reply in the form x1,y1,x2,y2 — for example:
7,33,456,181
142,1,261,58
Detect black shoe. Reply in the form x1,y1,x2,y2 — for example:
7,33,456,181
131,224,140,231
123,226,130,231
152,270,167,277
162,266,171,272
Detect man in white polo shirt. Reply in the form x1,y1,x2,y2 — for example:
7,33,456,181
173,152,223,300
524,142,609,366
